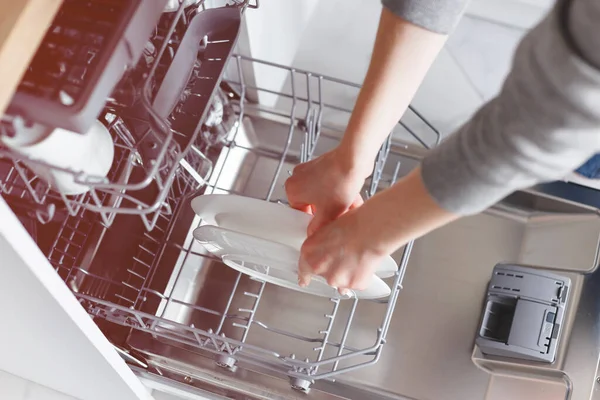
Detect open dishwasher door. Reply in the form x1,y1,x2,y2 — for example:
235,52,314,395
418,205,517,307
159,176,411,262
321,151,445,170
0,198,153,400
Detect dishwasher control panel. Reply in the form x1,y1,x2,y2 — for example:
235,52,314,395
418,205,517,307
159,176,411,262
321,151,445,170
476,264,570,363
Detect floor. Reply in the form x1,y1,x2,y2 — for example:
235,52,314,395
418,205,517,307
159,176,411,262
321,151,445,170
0,369,77,400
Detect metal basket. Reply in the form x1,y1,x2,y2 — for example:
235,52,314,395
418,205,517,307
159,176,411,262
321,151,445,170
58,53,439,391
1,0,441,392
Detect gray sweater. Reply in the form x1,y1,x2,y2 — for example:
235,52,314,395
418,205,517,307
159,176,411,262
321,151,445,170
382,0,600,215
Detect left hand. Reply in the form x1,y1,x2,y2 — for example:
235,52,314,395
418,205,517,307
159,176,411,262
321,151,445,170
297,167,458,293
298,204,387,293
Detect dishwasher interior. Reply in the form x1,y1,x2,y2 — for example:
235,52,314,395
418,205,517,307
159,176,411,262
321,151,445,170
3,1,600,399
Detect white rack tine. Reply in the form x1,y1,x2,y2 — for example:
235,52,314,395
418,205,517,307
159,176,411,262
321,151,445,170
144,232,161,243
114,294,134,304
121,281,140,292
132,257,152,269
139,245,156,256
391,161,401,185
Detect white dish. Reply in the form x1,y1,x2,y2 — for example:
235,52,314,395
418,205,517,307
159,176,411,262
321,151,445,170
193,225,391,299
191,194,398,278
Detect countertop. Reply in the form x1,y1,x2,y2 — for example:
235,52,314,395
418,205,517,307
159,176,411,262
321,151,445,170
0,1,62,115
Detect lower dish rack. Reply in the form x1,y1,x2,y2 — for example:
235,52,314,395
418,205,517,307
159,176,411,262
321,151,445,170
2,54,439,393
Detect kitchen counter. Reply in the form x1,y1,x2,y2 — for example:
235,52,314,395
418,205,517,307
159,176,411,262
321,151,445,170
0,1,62,115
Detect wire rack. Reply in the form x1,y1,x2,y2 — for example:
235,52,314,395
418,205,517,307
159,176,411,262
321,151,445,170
0,0,248,230
58,54,440,392
1,0,440,393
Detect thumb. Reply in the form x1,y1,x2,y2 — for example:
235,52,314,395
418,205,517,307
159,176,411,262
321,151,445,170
349,194,364,209
307,212,331,236
307,204,342,235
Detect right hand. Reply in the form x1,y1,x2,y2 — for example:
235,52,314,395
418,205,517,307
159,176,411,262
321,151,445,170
284,147,370,236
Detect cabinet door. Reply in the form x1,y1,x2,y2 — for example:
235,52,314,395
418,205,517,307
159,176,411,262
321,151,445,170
0,198,153,400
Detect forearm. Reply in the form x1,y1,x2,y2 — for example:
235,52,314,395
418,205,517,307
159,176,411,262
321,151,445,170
358,167,457,255
337,7,446,174
421,0,600,216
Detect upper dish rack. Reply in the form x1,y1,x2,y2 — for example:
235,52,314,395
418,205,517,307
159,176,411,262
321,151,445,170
0,0,249,231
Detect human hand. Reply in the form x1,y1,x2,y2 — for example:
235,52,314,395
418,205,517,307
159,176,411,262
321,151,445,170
295,167,458,292
297,201,386,293
285,147,371,235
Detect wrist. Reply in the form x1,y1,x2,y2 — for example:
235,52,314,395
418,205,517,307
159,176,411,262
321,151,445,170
334,141,376,180
356,167,458,256
354,191,400,257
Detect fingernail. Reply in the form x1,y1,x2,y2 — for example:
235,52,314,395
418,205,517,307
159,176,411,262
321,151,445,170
298,277,310,287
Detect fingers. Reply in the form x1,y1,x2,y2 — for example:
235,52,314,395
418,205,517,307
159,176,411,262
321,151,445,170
347,268,372,291
285,179,308,210
307,203,348,236
295,204,314,214
285,171,318,217
299,234,331,287
349,194,364,209
326,273,370,292
302,258,355,297
300,241,372,294
319,258,371,292
297,256,312,287
324,269,368,291
307,212,332,236
307,194,363,236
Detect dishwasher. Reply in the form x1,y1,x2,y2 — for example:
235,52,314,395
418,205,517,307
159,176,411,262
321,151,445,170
2,1,600,400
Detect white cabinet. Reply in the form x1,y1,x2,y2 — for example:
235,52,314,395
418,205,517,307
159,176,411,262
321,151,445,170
0,198,153,400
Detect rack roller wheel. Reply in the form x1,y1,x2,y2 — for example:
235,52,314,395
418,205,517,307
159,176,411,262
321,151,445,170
215,354,237,372
290,378,311,394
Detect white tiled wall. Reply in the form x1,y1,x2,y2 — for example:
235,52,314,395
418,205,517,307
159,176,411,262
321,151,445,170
0,369,78,400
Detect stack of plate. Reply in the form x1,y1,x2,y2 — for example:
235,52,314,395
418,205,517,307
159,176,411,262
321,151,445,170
191,195,395,299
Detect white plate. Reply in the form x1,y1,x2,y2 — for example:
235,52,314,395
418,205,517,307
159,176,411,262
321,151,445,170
193,225,391,299
191,194,397,278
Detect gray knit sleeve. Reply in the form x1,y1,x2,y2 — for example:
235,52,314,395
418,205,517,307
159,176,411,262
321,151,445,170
381,0,470,34
420,0,600,215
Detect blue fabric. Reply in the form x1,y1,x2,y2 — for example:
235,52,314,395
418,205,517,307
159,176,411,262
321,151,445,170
576,154,600,179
